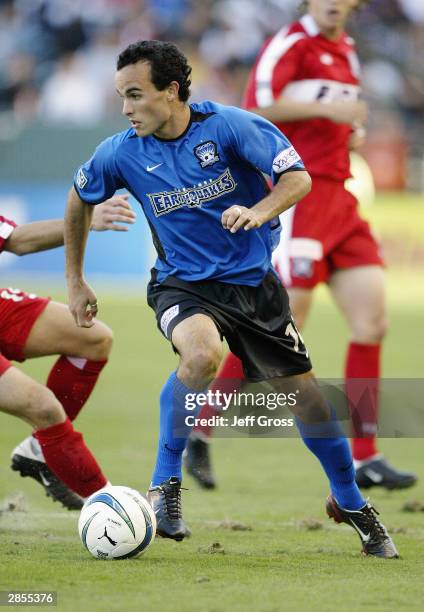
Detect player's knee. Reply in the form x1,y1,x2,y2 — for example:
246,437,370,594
373,315,388,343
181,345,222,386
352,313,388,344
86,323,114,361
95,325,113,360
25,384,65,429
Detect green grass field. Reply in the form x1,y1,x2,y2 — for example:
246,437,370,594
1,194,424,611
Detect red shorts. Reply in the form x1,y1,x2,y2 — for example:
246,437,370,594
272,177,383,289
0,288,50,374
0,353,11,377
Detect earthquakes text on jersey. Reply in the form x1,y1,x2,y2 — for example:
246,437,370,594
147,168,237,218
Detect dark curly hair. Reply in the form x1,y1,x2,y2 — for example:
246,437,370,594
300,0,369,12
116,40,192,103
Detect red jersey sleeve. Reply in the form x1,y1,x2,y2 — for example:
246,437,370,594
0,216,17,253
243,28,305,110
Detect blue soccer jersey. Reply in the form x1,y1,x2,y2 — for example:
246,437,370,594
74,101,305,286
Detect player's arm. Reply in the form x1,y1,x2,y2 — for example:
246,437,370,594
65,187,99,328
4,196,135,256
245,38,367,127
65,136,123,327
221,107,311,233
223,169,311,233
5,220,65,255
251,98,368,126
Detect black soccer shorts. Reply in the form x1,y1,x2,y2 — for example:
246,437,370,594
147,269,312,382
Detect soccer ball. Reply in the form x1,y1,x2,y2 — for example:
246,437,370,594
78,485,156,560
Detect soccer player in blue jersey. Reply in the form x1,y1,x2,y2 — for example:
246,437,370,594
64,40,398,557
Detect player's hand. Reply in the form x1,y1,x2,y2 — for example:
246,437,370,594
323,101,368,126
91,194,136,232
349,124,367,150
222,205,266,234
68,279,99,328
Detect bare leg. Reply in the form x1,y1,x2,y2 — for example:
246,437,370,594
24,301,113,360
0,366,64,429
287,287,314,330
329,266,387,345
23,301,113,423
172,313,223,390
1,367,107,501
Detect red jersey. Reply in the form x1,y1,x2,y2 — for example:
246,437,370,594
0,216,16,253
243,14,361,181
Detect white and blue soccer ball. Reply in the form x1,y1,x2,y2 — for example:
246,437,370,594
78,485,156,560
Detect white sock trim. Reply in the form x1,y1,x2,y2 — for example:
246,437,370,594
67,356,88,370
354,453,383,469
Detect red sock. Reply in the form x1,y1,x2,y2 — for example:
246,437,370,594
34,418,107,498
345,342,380,461
194,352,245,438
46,356,107,421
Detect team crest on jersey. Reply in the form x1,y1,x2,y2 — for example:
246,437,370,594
76,168,88,189
194,141,220,168
320,53,333,66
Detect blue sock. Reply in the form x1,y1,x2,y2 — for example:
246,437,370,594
296,411,365,510
151,372,201,486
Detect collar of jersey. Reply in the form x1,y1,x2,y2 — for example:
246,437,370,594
151,106,194,143
300,13,347,44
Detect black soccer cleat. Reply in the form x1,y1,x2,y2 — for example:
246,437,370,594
184,436,217,489
11,436,84,511
355,456,417,491
147,477,191,542
326,494,399,558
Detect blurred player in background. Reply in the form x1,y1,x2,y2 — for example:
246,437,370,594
65,40,399,558
1,196,135,509
187,0,417,491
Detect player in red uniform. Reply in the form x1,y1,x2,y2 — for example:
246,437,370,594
186,0,417,491
1,196,136,508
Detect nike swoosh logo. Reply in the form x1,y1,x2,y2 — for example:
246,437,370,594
39,472,51,487
147,163,163,172
349,518,371,542
364,468,383,483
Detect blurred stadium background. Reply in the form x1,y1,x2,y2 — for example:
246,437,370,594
0,0,423,286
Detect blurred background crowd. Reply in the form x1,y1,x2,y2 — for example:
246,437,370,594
0,0,423,190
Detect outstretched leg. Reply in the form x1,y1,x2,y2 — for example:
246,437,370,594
186,287,314,487
274,370,398,558
24,300,112,421
1,365,107,507
148,314,222,541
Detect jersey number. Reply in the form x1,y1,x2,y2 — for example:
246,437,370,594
1,288,24,302
285,321,307,356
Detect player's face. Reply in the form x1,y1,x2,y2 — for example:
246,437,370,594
115,61,176,137
308,0,359,35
